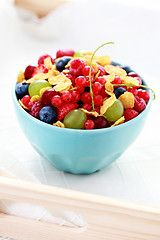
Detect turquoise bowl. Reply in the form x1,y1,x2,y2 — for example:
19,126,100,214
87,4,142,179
13,83,153,174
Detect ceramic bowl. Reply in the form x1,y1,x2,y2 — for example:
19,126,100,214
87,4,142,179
13,80,153,174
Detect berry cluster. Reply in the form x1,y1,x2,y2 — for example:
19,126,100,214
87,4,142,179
15,48,151,130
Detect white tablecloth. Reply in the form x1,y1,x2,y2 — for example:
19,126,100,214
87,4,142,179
0,0,160,238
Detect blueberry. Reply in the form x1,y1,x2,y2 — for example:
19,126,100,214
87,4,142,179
15,82,29,99
111,61,121,67
121,65,133,74
114,87,127,99
39,106,57,124
56,57,71,72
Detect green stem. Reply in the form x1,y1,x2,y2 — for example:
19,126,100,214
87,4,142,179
112,83,156,100
89,42,115,111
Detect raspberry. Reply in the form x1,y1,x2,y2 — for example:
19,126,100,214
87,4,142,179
57,102,78,121
32,64,48,77
70,58,86,76
24,65,35,80
56,49,75,58
29,101,42,118
137,89,150,102
38,54,54,65
134,96,146,112
124,109,139,122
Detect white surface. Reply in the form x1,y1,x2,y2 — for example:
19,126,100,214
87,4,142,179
0,1,160,237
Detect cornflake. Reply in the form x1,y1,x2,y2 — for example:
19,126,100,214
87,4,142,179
80,108,99,117
44,57,53,70
118,92,134,109
48,75,72,93
105,82,114,96
17,71,25,83
53,121,65,128
96,55,111,66
111,116,125,127
26,73,49,84
30,95,41,102
95,70,100,79
100,94,116,115
122,76,139,87
104,65,127,77
103,73,115,83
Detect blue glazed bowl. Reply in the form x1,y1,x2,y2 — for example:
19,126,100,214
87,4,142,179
13,82,153,174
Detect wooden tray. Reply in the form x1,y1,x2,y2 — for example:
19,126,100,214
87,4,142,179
0,176,160,240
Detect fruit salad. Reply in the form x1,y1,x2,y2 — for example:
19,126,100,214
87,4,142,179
15,46,151,130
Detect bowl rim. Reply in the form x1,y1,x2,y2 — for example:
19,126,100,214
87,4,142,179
12,76,153,135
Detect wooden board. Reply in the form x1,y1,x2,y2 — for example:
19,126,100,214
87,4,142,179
14,0,69,18
0,176,160,240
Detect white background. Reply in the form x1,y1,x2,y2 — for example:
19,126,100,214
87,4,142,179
0,0,160,207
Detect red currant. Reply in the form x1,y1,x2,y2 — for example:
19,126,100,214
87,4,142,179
85,76,94,86
97,64,106,76
81,92,92,104
82,66,95,76
71,90,80,102
82,103,92,112
62,91,72,102
51,95,63,107
76,87,85,94
84,119,95,130
95,76,106,85
94,106,100,114
98,86,108,99
41,89,58,106
137,89,150,102
92,82,102,93
75,76,86,87
21,95,31,108
93,95,103,106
